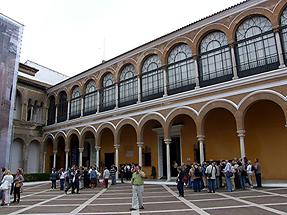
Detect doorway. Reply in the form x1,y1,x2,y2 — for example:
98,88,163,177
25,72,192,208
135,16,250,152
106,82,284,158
104,153,114,170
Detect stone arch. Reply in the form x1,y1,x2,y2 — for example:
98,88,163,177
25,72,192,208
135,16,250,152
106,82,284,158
97,68,116,88
81,125,97,147
67,128,82,148
27,139,41,173
115,117,139,143
138,112,166,141
193,24,231,55
56,88,69,104
43,133,55,143
96,122,116,146
198,99,238,135
163,37,193,65
68,83,83,100
10,138,25,172
54,131,67,150
229,7,277,41
83,76,97,90
274,0,287,28
116,59,138,82
238,90,287,129
136,48,163,75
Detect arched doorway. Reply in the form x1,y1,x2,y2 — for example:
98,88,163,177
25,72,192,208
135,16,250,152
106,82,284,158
27,140,40,173
10,138,24,173
82,130,96,167
44,137,53,172
56,136,65,169
99,128,114,170
69,134,79,167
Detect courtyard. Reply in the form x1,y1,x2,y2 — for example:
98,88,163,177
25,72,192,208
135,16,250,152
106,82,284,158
1,182,287,215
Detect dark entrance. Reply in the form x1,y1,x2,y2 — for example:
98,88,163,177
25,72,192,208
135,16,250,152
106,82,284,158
104,153,114,170
193,141,205,164
162,137,181,177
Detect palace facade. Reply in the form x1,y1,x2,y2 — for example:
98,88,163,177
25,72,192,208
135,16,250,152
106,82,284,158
12,0,287,181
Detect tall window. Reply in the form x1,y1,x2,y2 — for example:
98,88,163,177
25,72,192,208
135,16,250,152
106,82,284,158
280,7,287,64
141,55,164,101
100,73,115,111
119,64,137,107
70,87,81,119
84,80,97,115
57,91,68,123
235,16,279,77
47,96,56,125
167,44,196,94
199,31,232,86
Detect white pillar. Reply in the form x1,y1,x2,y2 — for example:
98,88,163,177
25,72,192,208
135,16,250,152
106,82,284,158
55,104,58,123
137,76,141,103
197,135,205,165
115,83,119,108
67,100,70,120
80,97,84,116
237,130,246,161
30,105,34,121
275,31,286,68
95,146,101,168
193,57,200,89
96,91,100,113
43,152,46,173
53,151,57,168
163,67,168,96
79,148,84,167
164,139,171,181
230,45,239,79
137,142,143,167
65,150,69,170
114,145,119,179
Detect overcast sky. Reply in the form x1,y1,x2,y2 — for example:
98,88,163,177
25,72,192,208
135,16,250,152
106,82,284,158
1,0,243,77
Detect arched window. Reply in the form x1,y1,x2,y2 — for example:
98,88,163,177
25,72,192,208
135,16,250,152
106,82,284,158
141,55,164,101
119,64,138,107
57,91,68,123
47,96,56,125
199,31,232,86
280,7,287,64
84,80,97,115
167,44,196,94
70,87,81,119
235,16,279,77
100,73,115,111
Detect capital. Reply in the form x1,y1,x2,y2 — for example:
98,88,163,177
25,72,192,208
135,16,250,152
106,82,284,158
164,139,171,144
53,150,57,154
79,147,84,153
237,129,246,137
114,144,120,149
137,142,144,147
197,135,205,141
95,145,101,151
65,148,70,153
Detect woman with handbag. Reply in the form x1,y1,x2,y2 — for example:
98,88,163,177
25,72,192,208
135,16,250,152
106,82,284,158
13,169,24,204
0,170,13,206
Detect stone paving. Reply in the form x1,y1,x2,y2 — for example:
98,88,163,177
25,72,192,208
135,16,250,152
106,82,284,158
1,182,287,215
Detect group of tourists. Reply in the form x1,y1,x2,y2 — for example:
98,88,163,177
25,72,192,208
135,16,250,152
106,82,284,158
0,167,24,206
176,157,262,197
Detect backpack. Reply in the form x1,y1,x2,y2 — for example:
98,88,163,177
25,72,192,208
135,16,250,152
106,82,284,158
90,170,97,179
194,168,201,177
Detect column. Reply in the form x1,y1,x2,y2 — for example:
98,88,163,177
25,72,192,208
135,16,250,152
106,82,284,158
197,135,205,165
55,104,58,123
114,145,119,179
44,106,48,126
115,83,119,108
95,146,101,168
21,102,28,121
30,105,34,121
230,44,239,79
137,76,141,103
237,130,246,161
80,97,84,116
96,91,100,113
65,150,69,170
163,67,168,96
193,56,200,89
53,151,57,168
79,148,84,167
164,139,171,181
137,142,143,167
43,152,46,173
274,30,286,68
67,100,70,120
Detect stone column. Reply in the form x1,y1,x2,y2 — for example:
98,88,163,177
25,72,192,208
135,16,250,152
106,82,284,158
79,148,84,167
30,105,34,121
44,106,48,125
55,103,58,123
23,144,28,171
137,142,143,167
193,56,200,89
65,150,69,170
80,97,84,116
97,91,100,113
115,83,119,108
114,145,119,179
67,100,70,120
230,44,239,79
164,139,171,181
137,76,141,103
163,67,168,96
43,152,46,173
53,151,57,168
197,135,205,165
237,130,246,161
95,146,101,168
274,30,286,68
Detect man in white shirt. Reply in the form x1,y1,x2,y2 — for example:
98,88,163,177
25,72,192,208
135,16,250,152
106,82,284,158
224,160,233,192
205,161,216,193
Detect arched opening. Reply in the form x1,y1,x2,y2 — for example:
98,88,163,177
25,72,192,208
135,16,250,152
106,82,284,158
56,136,66,170
47,96,56,125
82,131,95,167
44,138,53,173
99,128,114,171
10,139,24,173
13,90,22,120
27,140,40,173
244,100,287,180
69,134,79,167
204,108,239,160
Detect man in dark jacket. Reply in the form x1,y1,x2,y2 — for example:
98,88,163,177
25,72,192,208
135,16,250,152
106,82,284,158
176,166,185,197
50,168,58,189
72,169,81,194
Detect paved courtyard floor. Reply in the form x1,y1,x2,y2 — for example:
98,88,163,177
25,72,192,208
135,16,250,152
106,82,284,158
1,182,287,215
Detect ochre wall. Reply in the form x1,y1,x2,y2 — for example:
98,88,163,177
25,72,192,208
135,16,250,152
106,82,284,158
118,125,138,165
57,140,65,169
100,129,114,166
45,141,53,172
204,108,239,161
245,101,287,180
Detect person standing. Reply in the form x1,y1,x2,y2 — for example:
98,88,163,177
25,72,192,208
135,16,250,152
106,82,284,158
59,168,65,191
103,167,110,188
110,165,116,185
120,165,125,183
130,165,145,211
205,161,216,193
50,168,58,190
13,169,24,204
176,166,185,197
65,167,75,194
224,160,233,192
89,167,98,188
72,169,81,194
254,158,262,188
1,170,13,206
246,160,253,188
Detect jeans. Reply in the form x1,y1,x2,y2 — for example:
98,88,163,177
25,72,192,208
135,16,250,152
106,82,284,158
60,179,65,190
177,181,184,197
51,180,56,189
216,177,220,189
193,178,201,192
208,179,216,193
239,175,245,189
255,173,262,187
225,176,232,192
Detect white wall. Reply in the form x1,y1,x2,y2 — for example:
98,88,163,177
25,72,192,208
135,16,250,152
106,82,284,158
27,142,40,173
10,140,23,173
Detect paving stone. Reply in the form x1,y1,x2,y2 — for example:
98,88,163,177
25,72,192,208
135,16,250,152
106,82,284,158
0,206,25,215
20,205,77,214
184,193,224,200
267,204,287,213
192,199,246,208
228,190,271,197
243,196,287,204
205,206,278,215
142,209,198,215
